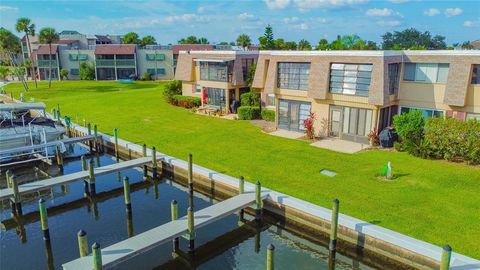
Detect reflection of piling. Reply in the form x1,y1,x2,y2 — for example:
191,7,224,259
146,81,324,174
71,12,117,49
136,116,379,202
255,181,262,221
328,249,336,270
329,199,340,253
92,242,103,270
440,244,452,270
153,180,159,200
267,244,275,270
142,144,148,180
44,239,55,270
187,207,195,254
81,156,89,195
77,230,89,257
188,154,194,209
171,200,179,251
39,198,50,241
152,147,157,179
89,159,96,194
123,177,132,213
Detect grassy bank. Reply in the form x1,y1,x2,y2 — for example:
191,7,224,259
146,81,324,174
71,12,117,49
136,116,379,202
6,81,480,258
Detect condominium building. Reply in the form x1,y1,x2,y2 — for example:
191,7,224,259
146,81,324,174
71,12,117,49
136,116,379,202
175,50,259,113
250,50,480,143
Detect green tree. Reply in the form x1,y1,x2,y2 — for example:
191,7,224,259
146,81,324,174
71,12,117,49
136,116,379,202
0,65,10,80
39,27,59,88
178,36,198,44
218,41,229,45
122,32,140,44
329,35,347,50
198,37,209,44
15,17,37,88
140,35,156,48
284,41,297,50
460,41,474,50
259,25,275,50
79,62,95,80
236,34,251,49
60,69,69,80
316,38,329,50
297,39,312,50
0,27,28,91
381,28,446,50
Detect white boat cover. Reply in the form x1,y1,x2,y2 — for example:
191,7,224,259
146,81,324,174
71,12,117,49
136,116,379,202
0,102,46,112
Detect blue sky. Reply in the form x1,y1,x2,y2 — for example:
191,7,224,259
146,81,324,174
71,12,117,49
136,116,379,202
1,0,479,45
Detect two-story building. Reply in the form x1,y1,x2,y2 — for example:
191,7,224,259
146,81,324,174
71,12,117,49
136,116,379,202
94,45,137,80
249,50,480,143
175,51,258,113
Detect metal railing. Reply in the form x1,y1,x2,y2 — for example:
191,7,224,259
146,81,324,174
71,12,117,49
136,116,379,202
37,60,58,67
95,59,115,67
95,59,135,67
115,59,136,66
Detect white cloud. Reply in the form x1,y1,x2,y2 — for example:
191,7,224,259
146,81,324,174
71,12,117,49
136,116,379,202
444,8,463,17
264,0,290,9
0,5,18,11
164,14,209,23
366,8,393,17
293,0,368,10
238,12,256,21
294,23,309,30
424,8,440,17
197,6,205,13
388,0,409,3
464,18,480,28
376,20,401,27
283,16,299,23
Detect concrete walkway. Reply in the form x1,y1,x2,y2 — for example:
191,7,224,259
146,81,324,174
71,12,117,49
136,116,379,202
311,137,369,154
269,130,304,139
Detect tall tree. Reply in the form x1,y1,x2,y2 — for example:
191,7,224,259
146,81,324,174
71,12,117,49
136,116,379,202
140,35,156,48
0,28,28,91
259,25,275,50
316,38,329,50
198,37,209,44
381,28,446,50
39,27,59,88
178,36,198,44
297,39,312,50
236,34,251,49
122,32,140,44
329,35,347,50
283,41,297,50
15,17,37,88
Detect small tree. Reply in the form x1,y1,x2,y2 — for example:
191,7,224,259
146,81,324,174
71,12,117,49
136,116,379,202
60,69,69,80
140,35,156,48
304,112,316,140
259,25,275,49
163,80,182,102
393,110,425,156
0,66,10,80
236,34,251,49
122,32,140,44
297,39,312,50
79,62,95,80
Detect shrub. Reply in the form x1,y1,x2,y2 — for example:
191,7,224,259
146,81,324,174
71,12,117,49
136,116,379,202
393,110,424,156
303,112,316,140
142,72,152,81
240,92,260,107
171,95,201,108
238,106,261,120
367,127,379,146
163,80,182,102
80,62,95,80
60,69,69,80
261,109,275,122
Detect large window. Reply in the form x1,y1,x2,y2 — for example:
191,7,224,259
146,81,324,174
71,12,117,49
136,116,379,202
329,63,372,96
199,61,232,82
388,63,401,95
472,65,480,84
466,113,480,121
278,100,311,131
277,62,310,90
403,63,449,83
400,107,444,119
205,87,226,107
70,68,79,75
242,58,255,82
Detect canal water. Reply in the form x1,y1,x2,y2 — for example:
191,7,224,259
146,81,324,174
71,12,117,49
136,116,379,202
1,145,376,270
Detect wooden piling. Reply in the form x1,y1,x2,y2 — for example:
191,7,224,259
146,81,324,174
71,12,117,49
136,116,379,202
87,123,93,152
39,198,50,240
142,144,147,179
255,181,262,221
92,242,103,270
187,206,195,253
65,116,71,137
171,200,179,251
440,244,452,270
239,176,245,220
89,159,96,194
6,170,12,188
127,211,134,238
93,124,98,152
329,199,340,252
188,153,194,209
152,147,157,179
56,146,64,171
114,128,119,160
81,156,89,194
267,244,275,270
123,177,132,213
77,230,88,257
11,175,22,215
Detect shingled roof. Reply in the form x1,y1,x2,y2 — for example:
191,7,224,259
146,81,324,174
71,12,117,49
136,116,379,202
95,44,136,55
36,45,58,55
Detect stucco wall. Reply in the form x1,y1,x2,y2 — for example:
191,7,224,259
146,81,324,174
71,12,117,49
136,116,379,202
136,49,174,80
58,50,95,80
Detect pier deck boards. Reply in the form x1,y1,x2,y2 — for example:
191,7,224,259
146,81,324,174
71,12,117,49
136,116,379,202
62,192,267,270
0,135,97,156
0,157,151,200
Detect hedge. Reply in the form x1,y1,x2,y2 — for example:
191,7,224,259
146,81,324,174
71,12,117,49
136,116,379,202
238,106,261,120
240,92,260,107
261,109,275,122
171,95,201,108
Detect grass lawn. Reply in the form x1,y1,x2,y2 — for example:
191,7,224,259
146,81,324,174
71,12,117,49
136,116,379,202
5,81,480,259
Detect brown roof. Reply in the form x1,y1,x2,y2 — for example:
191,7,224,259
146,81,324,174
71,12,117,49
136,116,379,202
56,39,77,44
95,44,136,55
172,44,214,54
36,45,58,55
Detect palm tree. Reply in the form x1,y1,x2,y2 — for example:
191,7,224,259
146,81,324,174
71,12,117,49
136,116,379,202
236,34,251,50
39,27,58,88
15,17,37,88
0,28,29,91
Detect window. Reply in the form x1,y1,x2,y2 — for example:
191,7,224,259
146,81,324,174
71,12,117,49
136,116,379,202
199,61,232,82
403,63,449,83
329,63,372,96
156,68,165,75
194,84,202,93
266,94,275,107
388,63,401,95
242,58,255,82
466,113,480,121
277,62,310,90
147,69,156,75
146,54,165,61
205,87,226,107
70,68,79,75
146,68,166,75
400,107,444,119
69,54,88,61
472,65,480,84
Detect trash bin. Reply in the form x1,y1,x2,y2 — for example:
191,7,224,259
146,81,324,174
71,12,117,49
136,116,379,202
379,127,398,148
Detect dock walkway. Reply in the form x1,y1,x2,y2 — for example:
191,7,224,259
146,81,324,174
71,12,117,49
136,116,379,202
62,191,268,269
0,157,151,200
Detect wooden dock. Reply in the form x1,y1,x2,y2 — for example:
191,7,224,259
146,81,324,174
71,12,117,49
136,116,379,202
0,157,151,200
0,135,97,156
62,191,268,270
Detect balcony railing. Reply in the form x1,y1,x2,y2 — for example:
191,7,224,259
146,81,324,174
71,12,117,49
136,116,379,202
95,59,135,67
37,59,58,67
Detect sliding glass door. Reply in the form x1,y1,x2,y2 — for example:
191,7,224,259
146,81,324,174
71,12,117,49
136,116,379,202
330,105,373,143
278,99,311,132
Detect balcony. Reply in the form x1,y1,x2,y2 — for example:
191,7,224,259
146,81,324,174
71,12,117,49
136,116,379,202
37,59,58,67
95,59,135,67
115,59,135,67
